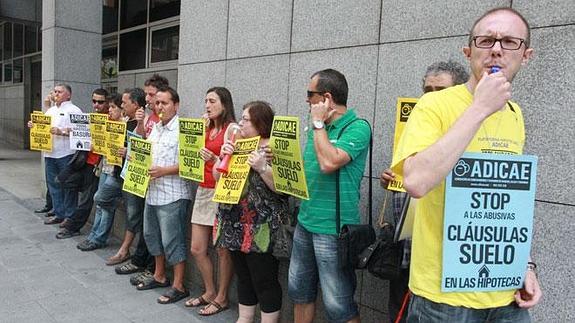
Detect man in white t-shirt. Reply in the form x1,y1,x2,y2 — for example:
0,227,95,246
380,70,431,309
29,84,82,225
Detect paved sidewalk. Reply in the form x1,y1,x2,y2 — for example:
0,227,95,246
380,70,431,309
0,146,236,322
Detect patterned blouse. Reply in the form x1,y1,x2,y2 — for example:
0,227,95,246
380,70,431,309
214,170,289,253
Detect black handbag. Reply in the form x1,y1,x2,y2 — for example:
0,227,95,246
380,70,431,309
357,191,403,280
336,119,376,269
272,196,299,259
55,151,93,190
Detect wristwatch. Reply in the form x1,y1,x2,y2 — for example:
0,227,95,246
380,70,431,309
312,120,325,130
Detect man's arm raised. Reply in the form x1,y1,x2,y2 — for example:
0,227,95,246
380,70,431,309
403,71,511,198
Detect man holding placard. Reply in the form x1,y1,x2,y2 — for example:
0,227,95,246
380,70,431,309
391,8,541,322
29,84,82,225
137,87,192,305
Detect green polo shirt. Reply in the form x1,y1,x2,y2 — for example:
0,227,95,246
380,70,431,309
298,109,371,235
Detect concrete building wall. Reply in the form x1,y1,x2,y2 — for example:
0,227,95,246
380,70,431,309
0,84,26,147
177,1,575,321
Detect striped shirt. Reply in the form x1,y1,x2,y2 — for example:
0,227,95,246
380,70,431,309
146,115,191,205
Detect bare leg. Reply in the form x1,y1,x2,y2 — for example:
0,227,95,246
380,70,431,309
213,247,233,306
294,303,315,323
190,224,216,301
236,304,256,323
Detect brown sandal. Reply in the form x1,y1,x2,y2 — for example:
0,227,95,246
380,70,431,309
185,295,210,307
198,301,229,316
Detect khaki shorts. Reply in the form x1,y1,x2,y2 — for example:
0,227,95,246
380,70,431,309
191,186,218,226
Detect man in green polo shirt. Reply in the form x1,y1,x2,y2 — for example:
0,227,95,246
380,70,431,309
288,69,371,323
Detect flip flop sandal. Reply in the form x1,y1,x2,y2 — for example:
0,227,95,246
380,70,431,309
106,252,132,266
157,287,190,304
136,276,170,291
198,301,229,316
185,295,210,307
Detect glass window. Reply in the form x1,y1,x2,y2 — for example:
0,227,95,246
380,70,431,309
0,63,2,83
120,0,147,29
37,26,42,51
150,25,179,63
102,46,118,79
4,62,12,82
103,0,119,34
150,0,180,22
25,25,37,54
4,23,12,60
0,24,3,61
119,29,146,71
13,23,23,58
13,58,22,83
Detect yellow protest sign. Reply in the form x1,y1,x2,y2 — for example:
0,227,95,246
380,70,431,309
122,137,151,198
213,136,260,204
178,118,205,182
388,97,418,192
270,116,309,199
29,113,52,152
105,120,126,166
90,113,108,155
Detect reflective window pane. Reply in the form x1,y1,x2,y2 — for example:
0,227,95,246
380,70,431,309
119,29,146,71
4,23,12,59
150,0,180,22
120,0,147,29
25,25,37,54
150,25,178,63
103,0,119,34
13,58,22,83
4,62,12,82
37,26,42,51
102,46,118,79
13,23,23,58
0,25,3,61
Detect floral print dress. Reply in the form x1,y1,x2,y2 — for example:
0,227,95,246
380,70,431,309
214,170,289,253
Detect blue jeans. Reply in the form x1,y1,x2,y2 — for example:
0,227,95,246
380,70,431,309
288,224,359,323
86,173,122,246
45,155,77,219
124,191,145,233
143,199,190,265
407,294,531,323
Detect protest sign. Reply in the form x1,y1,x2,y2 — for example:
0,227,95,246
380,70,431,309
69,113,91,151
270,116,309,199
122,137,152,198
388,97,418,192
90,113,108,155
30,113,52,152
105,120,126,166
178,118,205,182
441,152,538,292
212,136,260,204
120,131,142,179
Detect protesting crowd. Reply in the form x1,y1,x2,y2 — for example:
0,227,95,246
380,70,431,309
27,7,542,323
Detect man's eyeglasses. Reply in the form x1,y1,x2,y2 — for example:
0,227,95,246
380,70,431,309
307,91,325,98
92,99,106,104
471,36,525,50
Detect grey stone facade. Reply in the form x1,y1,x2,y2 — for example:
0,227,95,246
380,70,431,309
0,0,573,321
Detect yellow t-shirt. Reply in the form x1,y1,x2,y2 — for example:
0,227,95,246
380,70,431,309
391,84,525,308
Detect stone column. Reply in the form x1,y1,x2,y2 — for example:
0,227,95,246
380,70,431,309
42,0,101,112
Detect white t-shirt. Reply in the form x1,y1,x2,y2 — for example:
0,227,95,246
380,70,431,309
44,101,83,159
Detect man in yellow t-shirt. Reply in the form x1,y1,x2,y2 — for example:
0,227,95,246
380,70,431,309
391,7,542,322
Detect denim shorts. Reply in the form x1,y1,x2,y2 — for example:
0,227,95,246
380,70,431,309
288,224,358,323
143,199,190,265
407,294,531,323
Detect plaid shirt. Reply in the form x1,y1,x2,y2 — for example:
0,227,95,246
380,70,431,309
146,115,191,205
392,191,411,268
